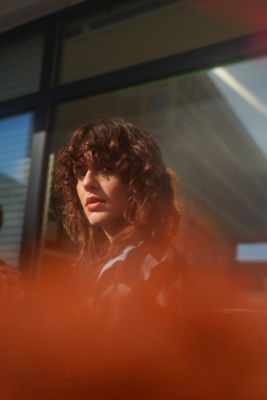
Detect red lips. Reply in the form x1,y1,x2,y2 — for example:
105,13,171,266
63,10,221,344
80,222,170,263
85,196,106,211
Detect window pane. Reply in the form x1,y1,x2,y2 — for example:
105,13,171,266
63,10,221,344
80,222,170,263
0,114,33,267
46,55,267,290
58,1,250,84
0,36,43,101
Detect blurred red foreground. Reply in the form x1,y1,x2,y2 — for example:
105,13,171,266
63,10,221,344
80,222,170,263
0,260,266,400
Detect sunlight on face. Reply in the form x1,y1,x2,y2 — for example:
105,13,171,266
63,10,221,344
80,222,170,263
76,169,128,240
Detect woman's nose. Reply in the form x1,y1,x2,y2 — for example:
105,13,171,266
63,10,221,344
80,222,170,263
82,170,99,189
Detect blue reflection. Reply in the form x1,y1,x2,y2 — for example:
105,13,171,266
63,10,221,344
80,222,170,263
0,113,32,267
0,113,32,181
237,243,267,262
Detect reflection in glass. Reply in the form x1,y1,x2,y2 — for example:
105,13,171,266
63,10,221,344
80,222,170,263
45,55,267,290
0,114,32,267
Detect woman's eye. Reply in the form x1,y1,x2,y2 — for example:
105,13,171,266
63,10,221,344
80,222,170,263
98,170,113,180
99,170,109,177
95,172,109,180
76,167,88,179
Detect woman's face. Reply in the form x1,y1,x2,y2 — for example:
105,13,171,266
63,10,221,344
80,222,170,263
76,169,128,240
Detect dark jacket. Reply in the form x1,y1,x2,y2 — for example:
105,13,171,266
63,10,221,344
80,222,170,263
81,241,195,324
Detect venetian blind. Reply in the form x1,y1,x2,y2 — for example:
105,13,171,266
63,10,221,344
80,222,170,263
0,114,32,267
0,35,43,102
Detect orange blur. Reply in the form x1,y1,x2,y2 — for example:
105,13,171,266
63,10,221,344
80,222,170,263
0,258,266,400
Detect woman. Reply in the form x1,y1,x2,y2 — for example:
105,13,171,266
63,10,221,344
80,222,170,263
55,117,192,320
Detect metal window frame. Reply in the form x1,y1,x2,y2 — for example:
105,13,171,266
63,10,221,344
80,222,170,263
0,0,266,273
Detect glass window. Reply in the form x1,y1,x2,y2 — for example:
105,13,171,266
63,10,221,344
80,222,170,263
0,35,43,102
58,0,250,84
45,55,267,291
0,113,33,267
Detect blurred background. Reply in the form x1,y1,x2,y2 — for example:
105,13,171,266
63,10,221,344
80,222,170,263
0,0,267,292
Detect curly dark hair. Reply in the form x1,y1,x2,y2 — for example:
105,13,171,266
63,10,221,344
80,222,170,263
54,117,180,266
